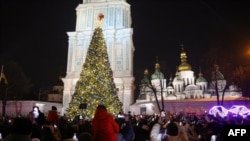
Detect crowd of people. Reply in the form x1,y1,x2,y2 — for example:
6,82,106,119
0,105,249,141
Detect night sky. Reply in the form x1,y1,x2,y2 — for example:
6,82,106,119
1,0,250,91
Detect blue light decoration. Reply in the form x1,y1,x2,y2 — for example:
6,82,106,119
209,105,250,118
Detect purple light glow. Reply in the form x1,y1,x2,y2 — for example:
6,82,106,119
209,106,228,117
229,105,250,118
209,105,250,118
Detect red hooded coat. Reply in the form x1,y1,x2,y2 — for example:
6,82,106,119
47,110,59,125
92,106,119,141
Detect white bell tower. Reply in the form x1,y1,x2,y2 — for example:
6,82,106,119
62,0,135,114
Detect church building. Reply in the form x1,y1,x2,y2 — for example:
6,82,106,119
130,47,243,115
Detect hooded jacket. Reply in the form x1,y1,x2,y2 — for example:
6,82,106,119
92,105,119,141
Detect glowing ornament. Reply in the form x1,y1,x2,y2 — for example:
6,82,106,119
228,105,250,117
208,105,250,118
209,106,228,118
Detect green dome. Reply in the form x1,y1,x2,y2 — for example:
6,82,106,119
196,76,207,83
211,64,225,80
151,70,164,80
151,60,164,80
211,71,224,80
196,71,207,82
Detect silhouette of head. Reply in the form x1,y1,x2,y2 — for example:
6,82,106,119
97,105,107,111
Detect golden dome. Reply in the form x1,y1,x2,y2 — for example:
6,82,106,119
178,46,191,71
178,63,191,71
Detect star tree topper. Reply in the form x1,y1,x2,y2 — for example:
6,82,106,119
96,13,104,28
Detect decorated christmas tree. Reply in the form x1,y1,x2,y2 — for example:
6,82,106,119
65,14,123,119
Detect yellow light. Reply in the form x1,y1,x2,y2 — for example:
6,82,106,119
247,48,250,56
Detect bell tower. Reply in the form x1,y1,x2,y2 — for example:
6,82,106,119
62,0,135,114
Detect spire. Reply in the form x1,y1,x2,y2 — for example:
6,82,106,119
198,67,203,77
155,56,160,70
180,44,187,63
144,68,149,75
180,43,184,51
178,44,191,71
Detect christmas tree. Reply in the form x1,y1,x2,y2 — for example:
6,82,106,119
65,14,123,119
